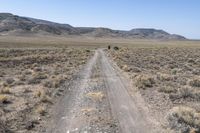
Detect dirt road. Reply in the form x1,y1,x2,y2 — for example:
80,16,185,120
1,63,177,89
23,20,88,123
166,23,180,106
47,49,163,133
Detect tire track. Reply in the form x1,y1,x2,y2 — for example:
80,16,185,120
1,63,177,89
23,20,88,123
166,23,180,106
47,49,162,133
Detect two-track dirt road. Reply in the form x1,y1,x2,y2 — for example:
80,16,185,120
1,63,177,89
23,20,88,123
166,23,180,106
47,49,163,133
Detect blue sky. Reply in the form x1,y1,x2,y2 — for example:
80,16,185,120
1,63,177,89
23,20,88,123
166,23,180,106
0,0,199,39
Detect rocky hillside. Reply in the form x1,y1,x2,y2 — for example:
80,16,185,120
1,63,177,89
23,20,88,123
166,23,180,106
0,13,186,40
0,13,77,35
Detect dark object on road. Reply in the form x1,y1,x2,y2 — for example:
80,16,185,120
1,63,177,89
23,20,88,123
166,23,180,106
113,46,119,50
108,45,111,49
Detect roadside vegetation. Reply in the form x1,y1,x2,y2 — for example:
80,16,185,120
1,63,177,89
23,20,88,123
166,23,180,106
109,46,200,133
0,48,92,132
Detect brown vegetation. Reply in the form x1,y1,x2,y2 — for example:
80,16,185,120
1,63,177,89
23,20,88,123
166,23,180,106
188,77,200,87
168,106,200,132
135,74,155,89
0,95,9,104
109,46,200,133
0,48,92,132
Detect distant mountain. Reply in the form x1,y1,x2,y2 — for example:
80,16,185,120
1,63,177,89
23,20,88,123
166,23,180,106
0,13,186,40
0,13,77,35
128,29,186,40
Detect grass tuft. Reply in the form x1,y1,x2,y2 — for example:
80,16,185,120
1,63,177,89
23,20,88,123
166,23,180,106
86,92,104,101
188,77,200,87
41,95,52,104
0,87,11,94
158,86,177,93
135,75,155,89
36,106,46,116
168,106,200,132
0,95,9,104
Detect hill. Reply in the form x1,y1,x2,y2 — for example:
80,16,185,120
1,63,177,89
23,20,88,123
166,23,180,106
0,13,186,40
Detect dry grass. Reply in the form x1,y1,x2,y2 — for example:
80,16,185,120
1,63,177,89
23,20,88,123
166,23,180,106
170,86,200,101
0,36,199,132
0,95,9,104
34,90,43,98
157,73,173,81
86,92,105,101
122,65,132,72
34,89,52,103
28,72,48,84
41,95,52,104
178,87,193,99
0,120,6,133
43,75,65,88
135,75,155,89
188,77,200,87
81,108,96,113
158,86,177,94
0,35,200,49
168,106,200,132
0,87,11,94
36,106,46,116
109,45,200,132
0,47,92,132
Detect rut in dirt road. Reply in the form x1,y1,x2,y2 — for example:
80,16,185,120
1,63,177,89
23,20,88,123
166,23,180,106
47,49,161,133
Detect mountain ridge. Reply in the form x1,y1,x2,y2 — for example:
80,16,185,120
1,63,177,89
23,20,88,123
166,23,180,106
0,13,186,40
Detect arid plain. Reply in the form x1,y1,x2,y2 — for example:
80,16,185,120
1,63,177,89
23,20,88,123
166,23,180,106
0,36,200,133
